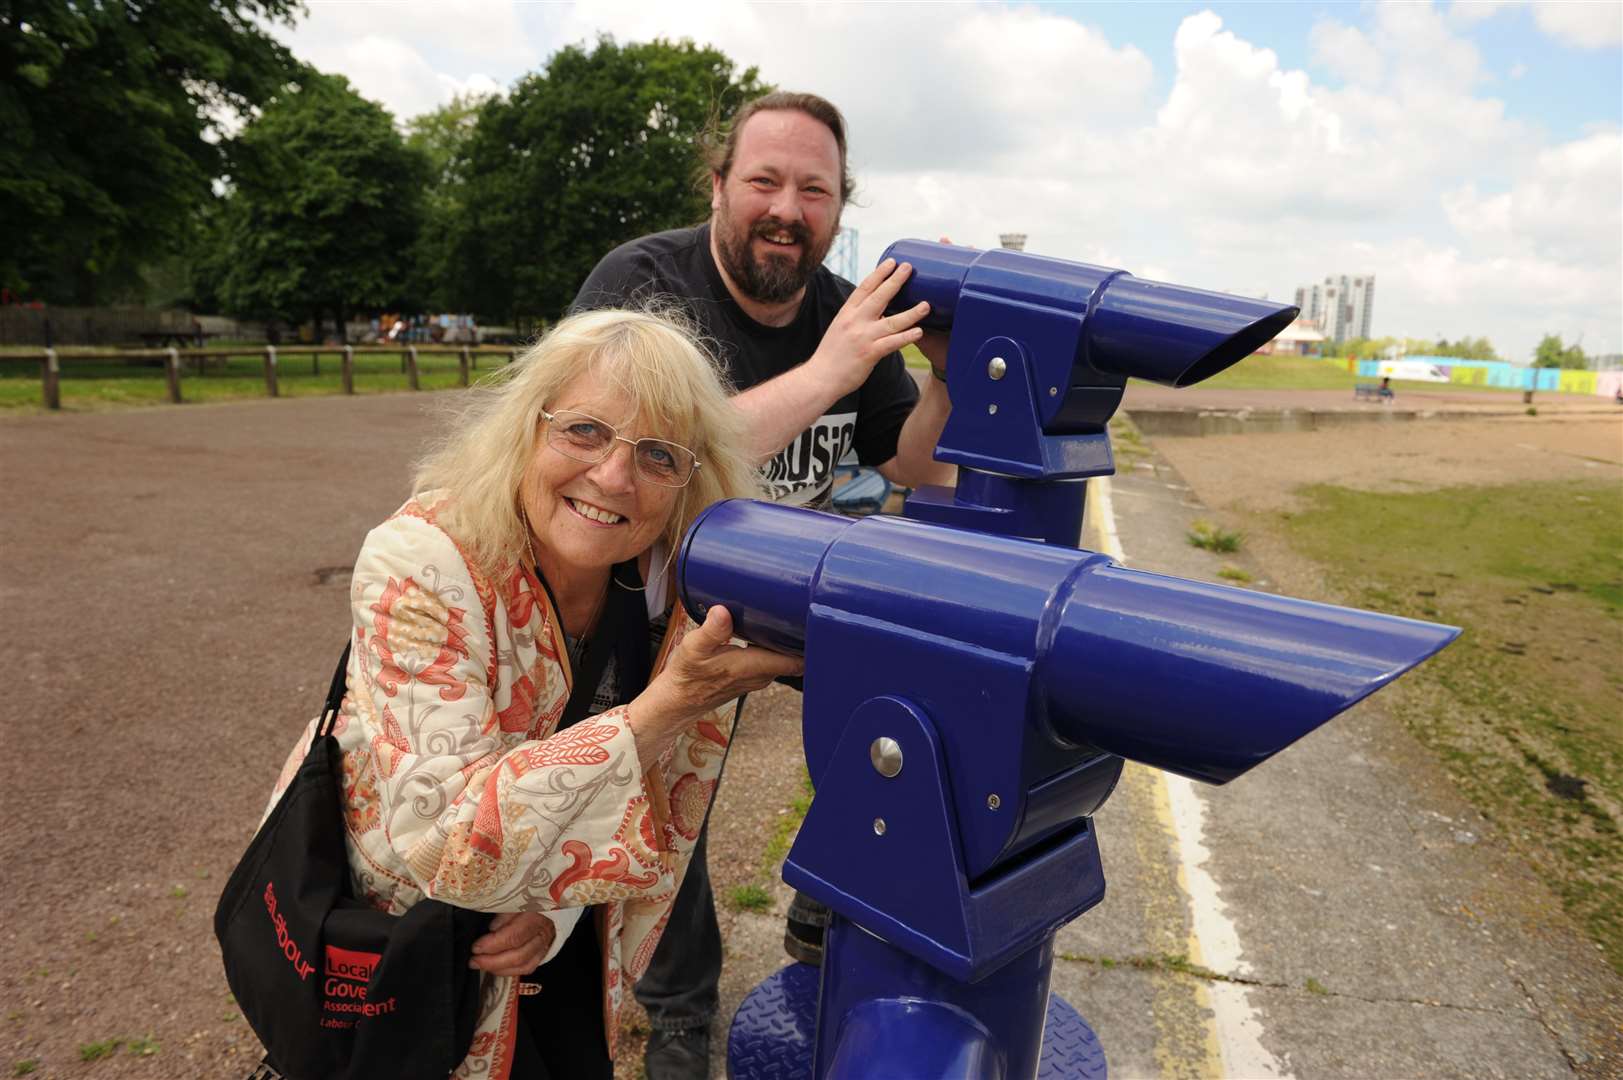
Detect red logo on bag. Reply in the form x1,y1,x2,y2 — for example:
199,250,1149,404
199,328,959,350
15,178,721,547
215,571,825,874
321,943,396,1024
262,882,314,981
324,945,381,984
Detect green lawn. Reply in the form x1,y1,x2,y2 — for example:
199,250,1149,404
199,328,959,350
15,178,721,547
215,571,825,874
1280,480,1623,975
0,350,515,411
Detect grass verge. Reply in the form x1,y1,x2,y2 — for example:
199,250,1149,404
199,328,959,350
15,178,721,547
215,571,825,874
1279,479,1623,974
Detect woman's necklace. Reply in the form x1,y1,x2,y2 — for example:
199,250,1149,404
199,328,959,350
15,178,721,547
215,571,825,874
523,523,607,671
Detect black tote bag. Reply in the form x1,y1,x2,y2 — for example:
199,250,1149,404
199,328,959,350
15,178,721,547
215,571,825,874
214,645,487,1080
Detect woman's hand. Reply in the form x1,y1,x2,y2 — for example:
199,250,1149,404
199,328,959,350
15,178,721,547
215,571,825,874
808,259,930,394
628,606,803,762
469,911,556,976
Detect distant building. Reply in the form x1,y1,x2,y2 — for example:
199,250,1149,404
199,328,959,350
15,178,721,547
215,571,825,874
1294,274,1375,343
999,233,1028,251
1259,319,1326,357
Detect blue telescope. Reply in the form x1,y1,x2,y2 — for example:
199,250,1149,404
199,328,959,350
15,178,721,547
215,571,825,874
691,242,1458,1079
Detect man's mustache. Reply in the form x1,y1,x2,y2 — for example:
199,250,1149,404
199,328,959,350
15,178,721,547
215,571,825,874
750,217,812,249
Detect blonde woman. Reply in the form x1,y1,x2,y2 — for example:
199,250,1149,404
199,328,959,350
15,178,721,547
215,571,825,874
262,309,799,1078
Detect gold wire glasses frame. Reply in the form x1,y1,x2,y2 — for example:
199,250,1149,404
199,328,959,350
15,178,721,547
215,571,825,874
540,408,701,488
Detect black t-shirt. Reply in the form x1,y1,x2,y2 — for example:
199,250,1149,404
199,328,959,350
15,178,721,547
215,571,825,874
573,224,919,506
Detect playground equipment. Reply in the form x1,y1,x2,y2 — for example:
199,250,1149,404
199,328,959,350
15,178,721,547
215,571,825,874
680,241,1459,1079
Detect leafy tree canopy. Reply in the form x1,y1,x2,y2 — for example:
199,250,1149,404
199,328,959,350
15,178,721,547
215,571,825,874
404,92,491,312
207,70,429,333
447,37,768,323
1533,333,1588,370
1427,335,1499,361
1,0,303,303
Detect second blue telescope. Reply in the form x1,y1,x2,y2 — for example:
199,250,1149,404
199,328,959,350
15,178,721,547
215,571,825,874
679,499,1459,786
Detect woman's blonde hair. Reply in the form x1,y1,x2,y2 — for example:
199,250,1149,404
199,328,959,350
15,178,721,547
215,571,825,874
412,307,759,573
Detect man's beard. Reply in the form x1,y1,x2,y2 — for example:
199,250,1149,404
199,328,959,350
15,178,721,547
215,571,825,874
714,196,836,305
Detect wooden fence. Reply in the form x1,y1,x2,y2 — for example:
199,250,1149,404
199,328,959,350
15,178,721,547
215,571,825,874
1,344,522,409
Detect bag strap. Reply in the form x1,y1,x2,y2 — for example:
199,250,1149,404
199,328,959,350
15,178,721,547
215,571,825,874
312,642,353,746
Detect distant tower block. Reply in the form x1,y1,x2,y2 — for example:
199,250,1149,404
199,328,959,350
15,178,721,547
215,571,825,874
999,233,1028,251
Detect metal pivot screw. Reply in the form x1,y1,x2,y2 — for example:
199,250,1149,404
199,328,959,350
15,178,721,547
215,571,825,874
988,404,999,415
988,356,1007,380
987,794,1002,810
873,818,887,836
1049,387,1059,396
870,737,903,778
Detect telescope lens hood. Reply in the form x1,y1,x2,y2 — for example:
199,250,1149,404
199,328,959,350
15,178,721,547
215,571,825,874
1088,278,1299,387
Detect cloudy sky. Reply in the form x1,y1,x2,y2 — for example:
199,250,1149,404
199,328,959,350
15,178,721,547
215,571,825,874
273,1,1621,363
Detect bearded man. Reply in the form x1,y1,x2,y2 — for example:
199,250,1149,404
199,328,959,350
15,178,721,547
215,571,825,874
573,90,955,1079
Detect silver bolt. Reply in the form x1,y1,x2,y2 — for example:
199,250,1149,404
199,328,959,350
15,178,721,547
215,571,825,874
869,737,903,778
988,404,998,415
988,356,1007,380
1050,387,1059,396
873,817,887,836
987,794,1002,810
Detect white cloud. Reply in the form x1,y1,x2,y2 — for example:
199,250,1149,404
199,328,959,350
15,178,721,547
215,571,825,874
1531,0,1623,48
1450,0,1623,48
1442,130,1623,263
264,1,1620,362
1310,17,1386,85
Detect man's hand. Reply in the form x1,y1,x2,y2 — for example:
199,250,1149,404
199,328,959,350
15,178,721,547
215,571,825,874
469,911,556,976
808,258,930,395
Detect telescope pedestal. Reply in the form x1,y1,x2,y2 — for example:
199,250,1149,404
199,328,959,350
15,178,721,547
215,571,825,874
727,957,1106,1080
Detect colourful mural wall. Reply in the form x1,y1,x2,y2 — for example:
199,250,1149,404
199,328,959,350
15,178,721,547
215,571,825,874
1355,357,1622,397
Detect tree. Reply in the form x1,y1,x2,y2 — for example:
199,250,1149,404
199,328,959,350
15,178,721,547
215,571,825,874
446,37,768,324
1,0,302,304
1533,333,1587,370
1429,336,1498,361
210,71,429,338
404,93,490,313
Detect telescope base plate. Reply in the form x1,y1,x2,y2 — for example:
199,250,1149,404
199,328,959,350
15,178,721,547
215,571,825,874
727,963,1107,1079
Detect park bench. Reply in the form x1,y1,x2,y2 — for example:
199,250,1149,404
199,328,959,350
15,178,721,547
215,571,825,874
1354,382,1393,402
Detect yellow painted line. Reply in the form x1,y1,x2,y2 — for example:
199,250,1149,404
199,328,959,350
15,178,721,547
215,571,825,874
1084,476,1289,1079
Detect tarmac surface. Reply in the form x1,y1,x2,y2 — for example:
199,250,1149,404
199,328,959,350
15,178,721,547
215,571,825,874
2,390,1619,1078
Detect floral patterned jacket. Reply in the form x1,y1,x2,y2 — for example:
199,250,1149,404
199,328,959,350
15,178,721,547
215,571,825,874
264,493,731,1077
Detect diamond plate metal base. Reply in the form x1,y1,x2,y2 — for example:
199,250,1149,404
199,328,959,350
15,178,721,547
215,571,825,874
726,963,1107,1079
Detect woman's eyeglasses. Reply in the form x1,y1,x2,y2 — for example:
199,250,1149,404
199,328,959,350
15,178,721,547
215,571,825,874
540,409,700,488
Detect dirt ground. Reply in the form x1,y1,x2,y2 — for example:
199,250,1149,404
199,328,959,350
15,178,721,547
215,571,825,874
2,392,1618,1078
1148,414,1623,514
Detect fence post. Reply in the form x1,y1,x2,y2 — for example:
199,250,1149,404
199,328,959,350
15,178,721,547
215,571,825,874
165,347,183,404
312,351,320,376
509,350,517,365
265,345,279,397
406,345,420,390
458,346,471,387
42,348,60,410
342,345,354,395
